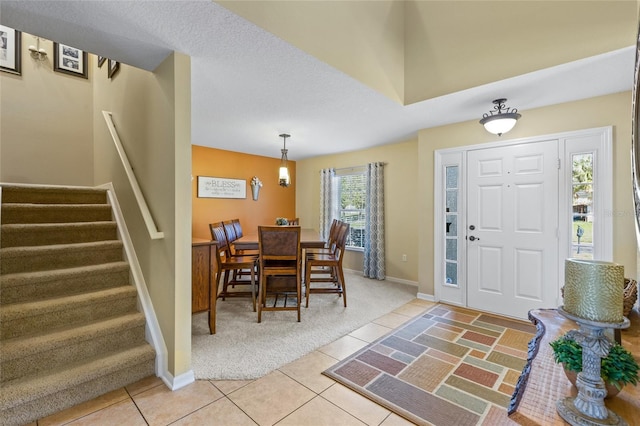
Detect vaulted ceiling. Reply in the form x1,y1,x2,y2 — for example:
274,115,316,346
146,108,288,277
1,1,637,159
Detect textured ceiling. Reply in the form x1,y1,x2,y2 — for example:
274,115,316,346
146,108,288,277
0,1,636,160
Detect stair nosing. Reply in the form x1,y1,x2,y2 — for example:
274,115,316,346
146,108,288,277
0,285,137,321
0,312,146,361
1,221,117,230
0,240,123,255
0,261,129,287
1,203,110,208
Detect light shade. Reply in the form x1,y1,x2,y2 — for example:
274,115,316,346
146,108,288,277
279,165,290,186
278,133,291,187
479,98,521,136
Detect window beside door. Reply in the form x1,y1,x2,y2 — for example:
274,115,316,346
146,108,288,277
445,165,459,285
571,153,594,259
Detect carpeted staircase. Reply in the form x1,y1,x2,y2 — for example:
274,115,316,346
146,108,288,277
0,184,156,426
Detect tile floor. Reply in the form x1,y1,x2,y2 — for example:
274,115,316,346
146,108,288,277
33,299,437,426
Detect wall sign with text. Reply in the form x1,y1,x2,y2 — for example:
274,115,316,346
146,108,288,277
197,176,246,199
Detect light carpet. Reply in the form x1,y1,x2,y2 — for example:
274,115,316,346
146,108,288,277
322,303,537,426
191,270,417,380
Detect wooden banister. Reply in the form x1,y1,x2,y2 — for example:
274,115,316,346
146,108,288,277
102,111,164,240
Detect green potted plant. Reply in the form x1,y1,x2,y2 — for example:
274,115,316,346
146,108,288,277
275,217,289,226
550,334,639,397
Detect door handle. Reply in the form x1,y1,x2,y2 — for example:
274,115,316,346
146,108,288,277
468,236,479,241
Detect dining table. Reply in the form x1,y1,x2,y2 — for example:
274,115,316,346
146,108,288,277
233,228,326,251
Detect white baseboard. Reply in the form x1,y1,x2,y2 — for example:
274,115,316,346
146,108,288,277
161,369,195,391
417,293,436,302
343,268,418,288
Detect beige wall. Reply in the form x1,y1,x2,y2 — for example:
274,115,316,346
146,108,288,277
93,53,192,380
217,0,405,104
0,33,93,185
216,1,635,107
418,91,636,297
404,2,636,104
296,140,419,283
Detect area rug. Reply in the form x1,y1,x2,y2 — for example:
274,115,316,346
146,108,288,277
191,270,417,380
322,303,537,426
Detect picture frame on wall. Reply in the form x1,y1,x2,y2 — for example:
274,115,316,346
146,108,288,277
0,25,22,75
53,42,88,78
197,176,247,199
97,56,106,68
108,59,120,78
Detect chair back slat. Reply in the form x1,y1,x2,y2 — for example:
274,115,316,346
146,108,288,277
232,218,243,238
335,222,350,261
223,220,237,243
209,222,231,257
326,219,340,249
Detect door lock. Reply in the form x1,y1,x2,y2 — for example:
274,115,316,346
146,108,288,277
469,225,475,230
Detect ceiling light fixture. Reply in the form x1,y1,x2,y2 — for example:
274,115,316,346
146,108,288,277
278,133,291,187
479,98,521,136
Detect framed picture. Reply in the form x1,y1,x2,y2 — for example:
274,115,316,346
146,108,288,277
0,25,21,75
97,56,106,68
108,59,120,78
197,176,246,199
53,42,88,78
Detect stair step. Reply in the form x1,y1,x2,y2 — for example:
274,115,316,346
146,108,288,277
0,184,157,425
1,221,118,247
0,240,124,274
0,286,138,339
1,203,112,224
0,185,107,205
1,313,147,383
0,344,155,426
0,262,130,305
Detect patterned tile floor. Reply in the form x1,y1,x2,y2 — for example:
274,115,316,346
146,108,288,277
29,300,534,426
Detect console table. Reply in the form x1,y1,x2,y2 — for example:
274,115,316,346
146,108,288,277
191,238,218,334
508,308,639,425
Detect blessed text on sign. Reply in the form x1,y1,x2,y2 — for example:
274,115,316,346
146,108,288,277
197,176,247,199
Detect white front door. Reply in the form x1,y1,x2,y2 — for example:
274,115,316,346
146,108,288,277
466,140,559,319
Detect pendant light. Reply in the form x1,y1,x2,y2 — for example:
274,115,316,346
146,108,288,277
479,98,521,136
278,133,291,187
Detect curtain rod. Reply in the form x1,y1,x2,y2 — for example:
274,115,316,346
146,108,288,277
333,162,386,173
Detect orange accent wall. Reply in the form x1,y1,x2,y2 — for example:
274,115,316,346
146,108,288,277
192,145,296,239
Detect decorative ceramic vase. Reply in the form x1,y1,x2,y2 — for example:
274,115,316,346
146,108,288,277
563,259,624,323
250,176,262,201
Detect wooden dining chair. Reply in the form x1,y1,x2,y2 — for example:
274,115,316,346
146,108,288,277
209,222,258,312
304,222,349,308
305,219,345,284
257,225,302,322
222,219,254,280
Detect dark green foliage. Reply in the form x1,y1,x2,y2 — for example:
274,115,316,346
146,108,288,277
550,335,639,390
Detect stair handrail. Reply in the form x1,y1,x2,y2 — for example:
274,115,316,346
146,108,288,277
102,111,164,240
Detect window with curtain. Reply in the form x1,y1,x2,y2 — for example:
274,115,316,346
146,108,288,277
319,163,385,279
338,172,366,250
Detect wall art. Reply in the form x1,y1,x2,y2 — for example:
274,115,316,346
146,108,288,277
54,42,88,78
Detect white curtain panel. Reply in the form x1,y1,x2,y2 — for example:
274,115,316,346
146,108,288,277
364,162,385,279
319,168,336,241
